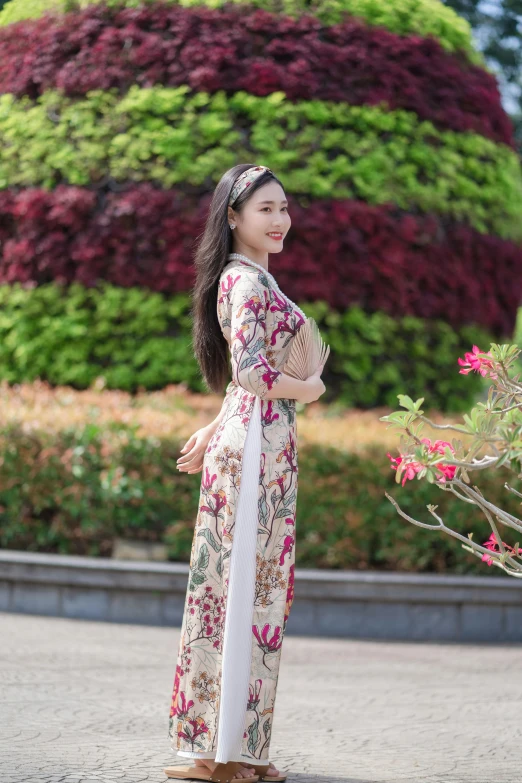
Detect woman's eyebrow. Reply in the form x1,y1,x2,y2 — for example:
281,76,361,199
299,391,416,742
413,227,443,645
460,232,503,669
257,200,288,205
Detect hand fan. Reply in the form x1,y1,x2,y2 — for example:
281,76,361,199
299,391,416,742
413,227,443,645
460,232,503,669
282,317,330,381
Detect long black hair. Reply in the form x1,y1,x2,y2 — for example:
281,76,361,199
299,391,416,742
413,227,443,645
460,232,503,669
191,163,285,394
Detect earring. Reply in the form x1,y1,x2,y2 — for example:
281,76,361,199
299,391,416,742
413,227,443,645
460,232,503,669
229,224,236,229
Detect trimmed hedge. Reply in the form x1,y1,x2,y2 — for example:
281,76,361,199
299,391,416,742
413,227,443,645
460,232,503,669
0,279,495,410
0,3,508,144
1,87,521,239
0,417,514,576
0,186,520,336
0,0,480,66
0,0,518,414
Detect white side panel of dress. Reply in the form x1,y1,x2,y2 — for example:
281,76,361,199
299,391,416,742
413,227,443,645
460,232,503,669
176,395,271,765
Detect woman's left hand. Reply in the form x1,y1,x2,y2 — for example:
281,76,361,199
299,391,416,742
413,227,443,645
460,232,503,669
176,424,216,474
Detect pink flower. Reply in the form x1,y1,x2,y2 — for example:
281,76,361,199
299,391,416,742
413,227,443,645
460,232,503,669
388,438,456,485
202,465,218,490
387,452,423,486
178,716,210,744
279,517,295,565
253,623,282,653
481,532,522,566
175,691,195,719
458,345,498,379
247,678,262,710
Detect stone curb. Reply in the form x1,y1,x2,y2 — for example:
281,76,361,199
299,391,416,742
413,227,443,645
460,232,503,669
0,549,520,642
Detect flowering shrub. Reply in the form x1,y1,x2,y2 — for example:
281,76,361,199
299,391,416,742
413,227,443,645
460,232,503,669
388,438,457,486
382,343,522,576
481,532,522,567
0,4,509,144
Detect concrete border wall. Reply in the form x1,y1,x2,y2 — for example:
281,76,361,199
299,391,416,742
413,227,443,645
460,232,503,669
1,549,521,642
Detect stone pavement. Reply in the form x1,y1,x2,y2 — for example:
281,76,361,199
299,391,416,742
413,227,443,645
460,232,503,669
1,611,521,783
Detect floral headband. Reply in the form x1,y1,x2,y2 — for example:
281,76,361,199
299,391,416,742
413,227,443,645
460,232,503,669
228,165,273,206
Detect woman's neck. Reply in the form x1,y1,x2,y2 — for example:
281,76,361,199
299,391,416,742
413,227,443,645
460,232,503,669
228,251,269,273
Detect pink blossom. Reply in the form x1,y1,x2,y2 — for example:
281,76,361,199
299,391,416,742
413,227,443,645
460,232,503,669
387,452,423,486
458,344,498,379
481,532,522,566
388,438,456,485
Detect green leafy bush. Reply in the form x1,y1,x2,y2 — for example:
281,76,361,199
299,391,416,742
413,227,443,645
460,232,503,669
0,419,512,574
0,280,495,408
1,88,520,238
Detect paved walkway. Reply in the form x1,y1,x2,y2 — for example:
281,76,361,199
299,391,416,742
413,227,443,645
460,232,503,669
1,611,520,783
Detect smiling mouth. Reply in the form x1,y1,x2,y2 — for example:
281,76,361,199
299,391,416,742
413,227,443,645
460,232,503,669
267,233,283,239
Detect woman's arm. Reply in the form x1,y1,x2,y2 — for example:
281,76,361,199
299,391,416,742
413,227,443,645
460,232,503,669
262,370,312,401
227,270,323,403
176,393,228,474
206,393,228,433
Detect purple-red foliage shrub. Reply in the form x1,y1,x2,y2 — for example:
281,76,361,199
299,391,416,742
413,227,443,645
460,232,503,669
0,184,520,336
0,1,513,146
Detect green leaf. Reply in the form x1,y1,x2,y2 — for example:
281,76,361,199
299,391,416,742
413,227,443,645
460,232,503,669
198,528,220,553
197,543,210,571
190,570,206,587
247,720,260,755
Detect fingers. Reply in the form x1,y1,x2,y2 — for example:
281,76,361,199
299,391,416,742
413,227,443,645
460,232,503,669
177,440,198,466
177,448,197,465
177,444,205,472
177,430,210,473
180,434,196,453
178,464,203,473
177,455,202,471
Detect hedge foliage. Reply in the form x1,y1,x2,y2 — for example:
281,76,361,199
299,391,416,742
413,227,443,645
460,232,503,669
0,280,494,411
0,186,520,336
0,0,480,65
1,87,521,239
0,3,507,143
0,0,518,423
1,417,517,576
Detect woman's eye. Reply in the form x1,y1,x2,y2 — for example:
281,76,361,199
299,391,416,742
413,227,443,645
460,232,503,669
262,207,288,211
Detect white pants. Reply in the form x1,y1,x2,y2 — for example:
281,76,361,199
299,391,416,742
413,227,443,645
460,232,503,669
177,396,271,765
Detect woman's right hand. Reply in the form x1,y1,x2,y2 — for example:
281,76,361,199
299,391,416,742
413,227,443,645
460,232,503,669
297,364,326,404
176,423,216,474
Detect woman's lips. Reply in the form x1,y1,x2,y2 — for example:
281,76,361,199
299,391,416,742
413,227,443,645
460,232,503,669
267,233,283,240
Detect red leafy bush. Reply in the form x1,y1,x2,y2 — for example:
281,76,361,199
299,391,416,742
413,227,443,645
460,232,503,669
0,0,513,146
0,184,520,335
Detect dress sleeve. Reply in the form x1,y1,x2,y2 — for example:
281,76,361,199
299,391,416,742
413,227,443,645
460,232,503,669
220,268,284,399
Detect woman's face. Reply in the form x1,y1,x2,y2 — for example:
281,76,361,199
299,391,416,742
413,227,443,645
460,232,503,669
228,180,291,260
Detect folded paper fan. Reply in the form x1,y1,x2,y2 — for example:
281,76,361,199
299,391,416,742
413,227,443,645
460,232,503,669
282,317,330,381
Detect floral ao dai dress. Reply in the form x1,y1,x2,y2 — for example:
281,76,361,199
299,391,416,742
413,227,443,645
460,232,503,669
168,257,306,765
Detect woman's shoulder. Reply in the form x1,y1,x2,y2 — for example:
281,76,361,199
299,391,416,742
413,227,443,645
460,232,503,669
219,262,270,290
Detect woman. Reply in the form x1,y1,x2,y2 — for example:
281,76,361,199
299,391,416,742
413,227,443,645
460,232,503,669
164,164,326,783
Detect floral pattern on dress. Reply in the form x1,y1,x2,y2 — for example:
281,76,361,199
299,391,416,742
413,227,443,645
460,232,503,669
168,261,305,760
